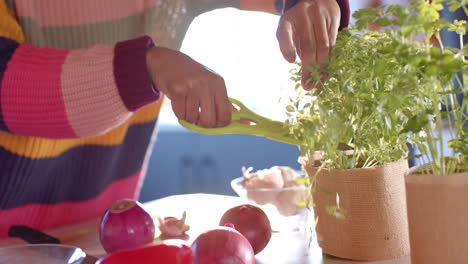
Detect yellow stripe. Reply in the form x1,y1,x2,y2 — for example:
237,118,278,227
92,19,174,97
0,99,164,159
0,0,25,42
130,97,164,125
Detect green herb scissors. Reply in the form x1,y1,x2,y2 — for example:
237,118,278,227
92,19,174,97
178,98,301,146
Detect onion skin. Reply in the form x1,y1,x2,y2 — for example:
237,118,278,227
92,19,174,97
99,199,155,253
96,240,192,264
158,211,190,239
219,204,272,254
191,226,255,264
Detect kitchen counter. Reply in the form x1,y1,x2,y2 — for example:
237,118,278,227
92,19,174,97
0,193,410,263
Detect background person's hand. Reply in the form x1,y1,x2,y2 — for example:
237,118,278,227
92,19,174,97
277,0,341,90
147,47,231,128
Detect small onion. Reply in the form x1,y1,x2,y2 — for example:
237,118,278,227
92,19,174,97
219,204,272,254
99,199,155,253
191,225,255,264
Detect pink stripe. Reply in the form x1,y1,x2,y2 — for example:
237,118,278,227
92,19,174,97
0,169,145,238
61,45,131,137
15,0,158,27
2,44,76,138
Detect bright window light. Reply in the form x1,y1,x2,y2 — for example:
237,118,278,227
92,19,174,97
159,2,383,125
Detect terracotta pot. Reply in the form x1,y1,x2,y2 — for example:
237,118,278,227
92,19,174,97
405,171,468,264
303,159,410,261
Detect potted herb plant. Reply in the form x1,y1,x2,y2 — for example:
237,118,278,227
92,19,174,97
285,0,466,262
284,7,423,260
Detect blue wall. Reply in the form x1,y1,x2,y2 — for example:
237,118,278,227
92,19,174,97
139,124,301,202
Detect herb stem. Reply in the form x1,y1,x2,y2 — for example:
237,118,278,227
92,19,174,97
446,92,456,146
425,120,440,175
460,34,465,62
434,32,445,175
435,99,445,175
435,32,444,52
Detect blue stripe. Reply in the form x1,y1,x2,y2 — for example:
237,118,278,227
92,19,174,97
0,120,157,210
0,37,19,132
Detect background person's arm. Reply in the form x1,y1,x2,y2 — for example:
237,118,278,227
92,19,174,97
190,0,349,16
277,0,350,90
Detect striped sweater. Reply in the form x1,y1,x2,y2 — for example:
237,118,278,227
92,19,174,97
0,0,349,238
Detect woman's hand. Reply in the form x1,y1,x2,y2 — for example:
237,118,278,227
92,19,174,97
277,0,341,90
146,47,231,128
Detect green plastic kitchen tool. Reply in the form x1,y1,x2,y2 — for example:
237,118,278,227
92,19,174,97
178,98,301,146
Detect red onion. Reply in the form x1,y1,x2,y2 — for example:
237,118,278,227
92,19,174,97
191,225,255,264
97,239,192,264
219,204,272,254
99,199,155,253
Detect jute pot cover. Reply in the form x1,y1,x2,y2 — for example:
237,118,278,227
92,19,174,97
303,159,410,261
405,171,468,264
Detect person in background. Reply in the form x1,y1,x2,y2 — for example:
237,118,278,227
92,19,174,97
0,0,349,238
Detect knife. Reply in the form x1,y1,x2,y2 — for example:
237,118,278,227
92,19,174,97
8,225,99,264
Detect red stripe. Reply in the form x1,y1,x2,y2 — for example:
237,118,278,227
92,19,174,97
2,44,76,137
0,168,145,238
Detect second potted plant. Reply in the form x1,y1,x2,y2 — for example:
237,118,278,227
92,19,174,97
393,1,467,263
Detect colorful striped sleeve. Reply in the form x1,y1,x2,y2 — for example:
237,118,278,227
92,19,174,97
0,1,159,139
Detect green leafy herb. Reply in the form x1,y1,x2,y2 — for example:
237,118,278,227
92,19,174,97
285,0,467,174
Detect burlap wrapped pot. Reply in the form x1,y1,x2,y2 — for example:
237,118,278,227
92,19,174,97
302,158,410,261
405,169,468,264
